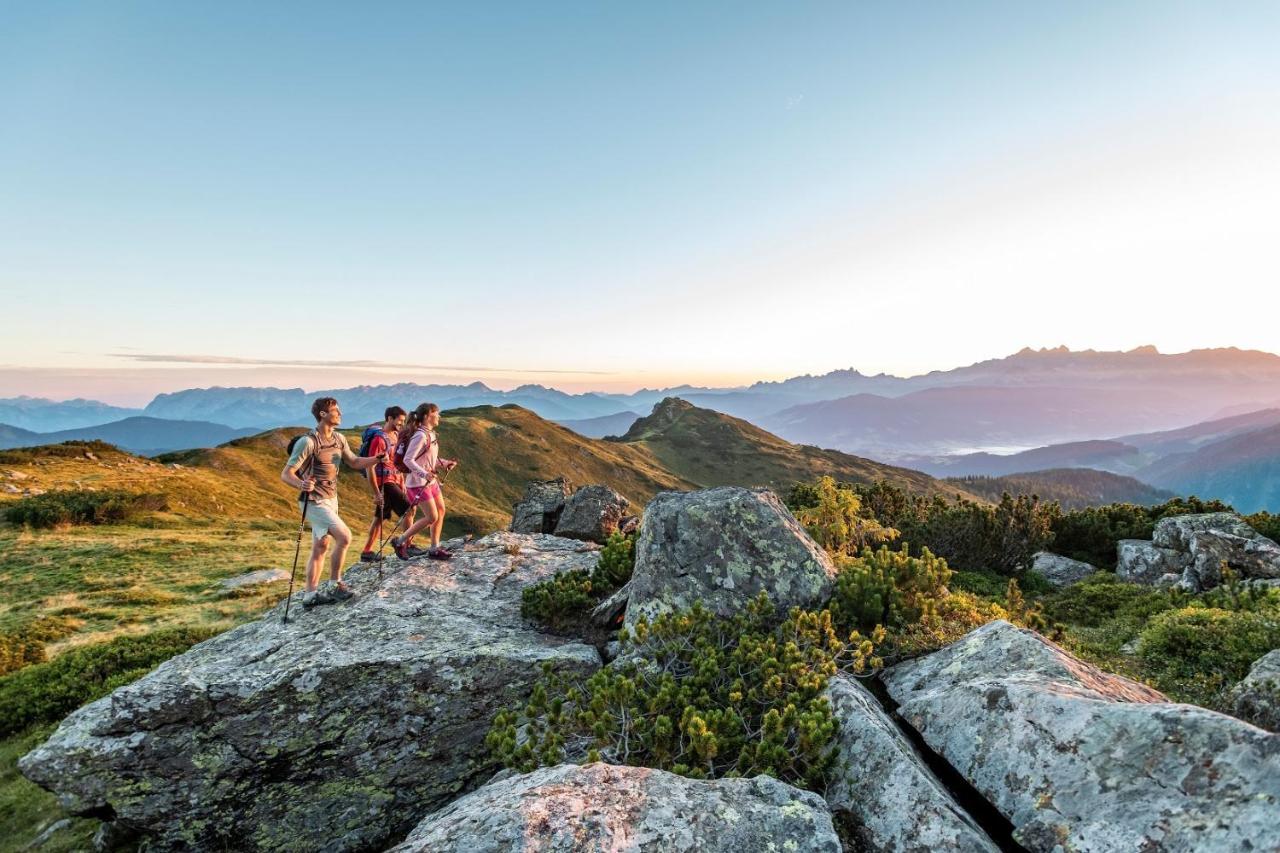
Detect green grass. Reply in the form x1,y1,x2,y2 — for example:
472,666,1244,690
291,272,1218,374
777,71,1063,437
0,726,99,853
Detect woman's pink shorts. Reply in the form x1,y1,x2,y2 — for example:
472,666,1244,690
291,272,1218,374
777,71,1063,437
406,482,441,505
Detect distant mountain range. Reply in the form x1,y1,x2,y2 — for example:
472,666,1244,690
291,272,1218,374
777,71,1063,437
555,411,642,439
16,345,1280,454
945,469,1175,510
0,416,258,456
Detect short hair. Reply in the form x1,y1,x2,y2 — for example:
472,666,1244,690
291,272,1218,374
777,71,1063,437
384,405,406,421
311,397,338,422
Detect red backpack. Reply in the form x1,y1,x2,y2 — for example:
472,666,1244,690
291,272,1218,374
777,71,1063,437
394,427,433,474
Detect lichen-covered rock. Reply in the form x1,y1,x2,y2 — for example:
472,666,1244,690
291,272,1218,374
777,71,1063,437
624,487,837,629
1152,512,1258,551
19,533,602,852
1029,552,1096,587
1115,539,1185,585
1117,513,1280,591
553,484,629,543
1231,649,1280,733
510,478,571,534
390,762,841,852
825,677,997,852
882,620,1280,852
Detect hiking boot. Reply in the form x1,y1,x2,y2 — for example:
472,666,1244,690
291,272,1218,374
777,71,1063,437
427,547,453,561
359,551,379,563
331,582,355,602
302,588,334,609
392,537,411,560
406,544,430,558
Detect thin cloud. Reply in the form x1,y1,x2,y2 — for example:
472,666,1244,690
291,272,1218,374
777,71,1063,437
109,352,614,376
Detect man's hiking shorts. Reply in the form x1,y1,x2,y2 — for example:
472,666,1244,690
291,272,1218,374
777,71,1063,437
407,482,442,506
299,497,347,542
377,482,411,520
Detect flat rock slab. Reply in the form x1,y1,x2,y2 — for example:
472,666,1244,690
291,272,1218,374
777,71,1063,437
883,620,1280,852
219,568,289,588
20,533,603,852
625,486,836,630
825,676,997,852
390,762,842,852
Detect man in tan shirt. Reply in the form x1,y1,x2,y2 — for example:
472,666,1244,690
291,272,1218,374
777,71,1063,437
281,397,384,607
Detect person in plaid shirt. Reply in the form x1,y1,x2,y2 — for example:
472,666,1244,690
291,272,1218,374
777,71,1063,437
358,406,417,561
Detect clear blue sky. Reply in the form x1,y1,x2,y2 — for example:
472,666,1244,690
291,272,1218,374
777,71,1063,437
3,2,1279,404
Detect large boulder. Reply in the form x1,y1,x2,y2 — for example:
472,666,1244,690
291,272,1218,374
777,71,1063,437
624,487,837,629
1231,649,1280,733
1119,513,1280,591
825,676,997,852
19,533,603,852
390,762,841,852
552,484,629,543
1029,552,1096,587
882,620,1280,852
510,478,571,534
1115,539,1184,585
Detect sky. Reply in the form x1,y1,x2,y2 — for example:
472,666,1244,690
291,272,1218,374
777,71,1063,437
3,2,1279,405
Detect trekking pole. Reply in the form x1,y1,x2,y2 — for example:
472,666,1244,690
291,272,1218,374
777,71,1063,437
282,492,311,625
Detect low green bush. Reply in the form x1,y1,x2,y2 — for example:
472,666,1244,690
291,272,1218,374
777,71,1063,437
1138,606,1280,708
0,440,118,465
829,545,950,634
0,627,219,737
489,593,877,791
1041,572,1180,629
0,616,77,677
521,532,636,633
4,489,169,529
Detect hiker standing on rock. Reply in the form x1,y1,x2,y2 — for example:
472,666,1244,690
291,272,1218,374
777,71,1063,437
281,397,384,607
392,402,457,561
358,405,415,562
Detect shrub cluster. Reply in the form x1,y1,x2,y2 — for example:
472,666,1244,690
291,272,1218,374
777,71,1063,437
0,627,218,737
489,593,878,791
4,489,169,528
791,476,896,556
828,545,950,634
0,616,77,677
521,532,635,633
1138,604,1280,707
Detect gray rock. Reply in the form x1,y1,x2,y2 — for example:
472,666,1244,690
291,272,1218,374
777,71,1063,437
1152,512,1258,551
624,487,837,630
218,568,289,589
510,478,571,534
590,579,630,630
19,533,602,852
390,762,842,852
1115,539,1186,585
1029,552,1096,587
882,620,1280,852
1230,649,1280,733
825,676,997,852
1119,514,1280,591
552,484,629,543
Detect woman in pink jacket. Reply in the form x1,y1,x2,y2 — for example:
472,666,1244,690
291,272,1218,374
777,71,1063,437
392,402,457,561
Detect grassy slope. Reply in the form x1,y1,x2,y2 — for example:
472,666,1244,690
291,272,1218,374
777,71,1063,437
615,398,986,502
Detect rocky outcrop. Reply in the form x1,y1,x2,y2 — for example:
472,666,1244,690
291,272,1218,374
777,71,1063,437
624,487,837,630
1029,552,1096,587
1116,512,1280,591
825,676,997,852
19,533,603,852
390,762,841,852
1115,539,1183,585
552,484,629,544
1231,649,1280,733
882,620,1280,852
509,479,571,534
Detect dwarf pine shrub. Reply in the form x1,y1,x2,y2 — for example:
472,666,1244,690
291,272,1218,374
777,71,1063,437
1138,606,1280,708
490,592,879,792
4,489,169,529
520,532,636,632
828,545,951,634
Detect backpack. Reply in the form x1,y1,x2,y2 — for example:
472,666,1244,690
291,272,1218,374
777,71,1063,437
286,431,318,489
394,427,432,475
358,425,387,479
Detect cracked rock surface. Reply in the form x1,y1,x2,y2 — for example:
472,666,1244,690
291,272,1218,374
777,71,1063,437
19,533,602,852
882,620,1280,852
625,486,836,630
390,762,841,852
